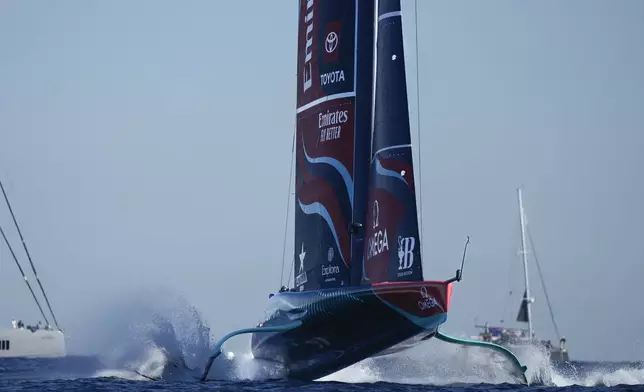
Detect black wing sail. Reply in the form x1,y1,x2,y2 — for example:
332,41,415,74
362,0,424,284
294,0,374,291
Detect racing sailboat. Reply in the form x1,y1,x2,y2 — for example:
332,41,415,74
201,0,527,383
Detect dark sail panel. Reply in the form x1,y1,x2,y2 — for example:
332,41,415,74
362,0,423,284
516,290,530,323
294,0,366,291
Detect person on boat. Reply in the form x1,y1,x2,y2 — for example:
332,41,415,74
12,317,17,329
17,320,24,329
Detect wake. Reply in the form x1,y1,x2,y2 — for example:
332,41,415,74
59,290,643,387
66,288,284,382
321,339,644,387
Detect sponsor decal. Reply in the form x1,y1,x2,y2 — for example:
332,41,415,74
325,31,338,54
298,243,306,272
322,246,339,282
327,246,334,262
302,0,314,93
321,22,343,87
418,286,439,310
296,272,308,287
397,236,415,270
323,21,341,64
318,109,348,127
372,199,379,229
321,264,340,282
321,264,339,276
320,70,345,87
367,200,389,260
318,109,348,142
296,242,308,287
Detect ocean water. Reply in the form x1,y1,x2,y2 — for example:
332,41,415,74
1,290,642,391
1,355,643,392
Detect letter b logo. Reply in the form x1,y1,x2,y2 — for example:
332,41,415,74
397,236,415,270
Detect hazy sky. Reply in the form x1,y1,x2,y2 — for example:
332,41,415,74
1,1,643,362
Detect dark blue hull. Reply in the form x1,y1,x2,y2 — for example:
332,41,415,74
250,281,452,381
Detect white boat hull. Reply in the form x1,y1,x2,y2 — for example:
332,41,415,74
0,328,66,358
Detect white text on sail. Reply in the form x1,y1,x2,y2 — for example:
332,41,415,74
303,0,314,93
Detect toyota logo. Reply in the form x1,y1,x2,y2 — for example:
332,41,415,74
325,31,338,53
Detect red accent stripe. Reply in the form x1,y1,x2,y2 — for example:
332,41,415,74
445,283,453,312
372,280,447,287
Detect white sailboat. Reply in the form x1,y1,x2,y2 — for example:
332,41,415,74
0,180,66,358
0,325,66,358
472,187,569,362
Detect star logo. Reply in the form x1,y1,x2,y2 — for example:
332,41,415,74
299,243,306,273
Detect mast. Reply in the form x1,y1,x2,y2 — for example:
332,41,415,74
350,0,376,286
517,187,533,340
0,180,61,330
0,223,51,326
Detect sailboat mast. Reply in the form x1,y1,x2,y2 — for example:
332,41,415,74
517,187,533,340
